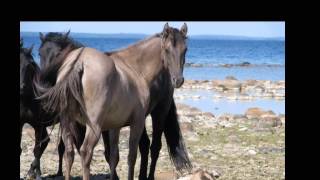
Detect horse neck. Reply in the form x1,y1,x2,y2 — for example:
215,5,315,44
117,37,164,87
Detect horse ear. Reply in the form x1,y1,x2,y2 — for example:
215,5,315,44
20,38,23,48
180,23,188,37
27,44,34,54
163,23,170,38
39,32,45,42
63,30,70,39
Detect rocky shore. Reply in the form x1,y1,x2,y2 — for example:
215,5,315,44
20,101,285,180
175,78,285,101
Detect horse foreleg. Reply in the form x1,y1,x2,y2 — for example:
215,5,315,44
148,113,166,180
139,127,150,180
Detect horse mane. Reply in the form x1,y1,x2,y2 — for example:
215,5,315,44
20,46,41,80
104,27,186,56
104,33,162,55
40,33,84,86
41,32,84,49
20,46,41,99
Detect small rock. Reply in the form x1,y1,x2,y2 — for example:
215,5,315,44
248,149,257,155
190,169,216,180
238,94,252,100
222,64,232,68
239,62,251,66
244,79,258,86
233,114,247,120
218,114,234,121
211,170,220,179
180,122,194,133
225,76,237,80
213,94,222,99
218,121,234,128
226,95,238,100
223,79,241,89
245,107,265,119
263,92,274,97
254,85,265,93
262,116,282,127
192,95,201,99
239,127,248,131
203,112,215,119
186,132,199,142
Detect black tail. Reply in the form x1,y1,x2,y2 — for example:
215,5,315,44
163,99,192,172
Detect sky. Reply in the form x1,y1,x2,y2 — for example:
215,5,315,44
20,21,285,38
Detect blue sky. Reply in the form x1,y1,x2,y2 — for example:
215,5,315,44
20,21,285,38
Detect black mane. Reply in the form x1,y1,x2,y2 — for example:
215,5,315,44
42,32,84,49
39,32,84,85
20,45,41,102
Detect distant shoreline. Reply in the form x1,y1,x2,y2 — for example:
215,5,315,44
20,32,285,41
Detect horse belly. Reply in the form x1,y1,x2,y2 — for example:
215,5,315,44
101,94,134,130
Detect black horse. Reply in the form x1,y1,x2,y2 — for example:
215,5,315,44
20,39,67,179
36,31,192,180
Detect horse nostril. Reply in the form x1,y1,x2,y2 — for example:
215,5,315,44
177,78,184,85
172,77,177,83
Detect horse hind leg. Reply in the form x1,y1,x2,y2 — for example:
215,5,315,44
102,129,120,180
27,126,50,180
61,125,75,180
102,131,111,179
56,135,64,177
80,124,101,180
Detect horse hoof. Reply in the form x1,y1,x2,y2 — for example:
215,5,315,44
25,171,36,180
55,171,63,177
138,175,148,180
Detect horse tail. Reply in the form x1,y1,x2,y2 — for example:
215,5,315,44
163,99,192,173
36,48,90,143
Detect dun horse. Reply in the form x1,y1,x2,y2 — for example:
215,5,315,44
37,23,190,180
103,23,191,180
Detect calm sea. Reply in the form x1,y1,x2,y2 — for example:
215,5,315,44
21,33,285,81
